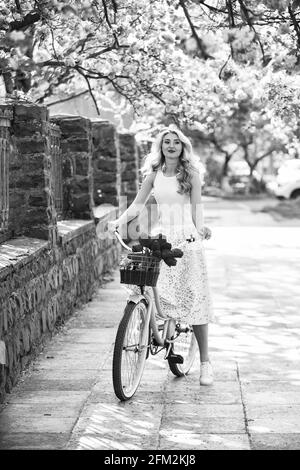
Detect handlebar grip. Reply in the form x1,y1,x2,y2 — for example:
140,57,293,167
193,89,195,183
114,230,132,252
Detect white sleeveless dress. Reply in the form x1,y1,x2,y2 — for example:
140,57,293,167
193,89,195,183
151,169,214,325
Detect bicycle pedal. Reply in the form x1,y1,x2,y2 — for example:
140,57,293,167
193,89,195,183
167,353,184,364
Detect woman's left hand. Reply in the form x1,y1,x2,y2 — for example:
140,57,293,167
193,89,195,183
199,226,212,240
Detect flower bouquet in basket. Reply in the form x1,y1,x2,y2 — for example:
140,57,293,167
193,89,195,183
120,233,183,286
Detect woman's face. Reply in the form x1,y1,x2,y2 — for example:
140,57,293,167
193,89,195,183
161,132,183,160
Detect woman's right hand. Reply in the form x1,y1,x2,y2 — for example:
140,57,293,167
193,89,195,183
107,220,119,233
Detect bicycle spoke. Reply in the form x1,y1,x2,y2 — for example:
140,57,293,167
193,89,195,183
120,302,147,395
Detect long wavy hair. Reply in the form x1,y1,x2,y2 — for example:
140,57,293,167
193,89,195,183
141,124,203,194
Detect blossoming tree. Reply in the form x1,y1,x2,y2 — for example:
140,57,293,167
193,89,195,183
1,0,300,185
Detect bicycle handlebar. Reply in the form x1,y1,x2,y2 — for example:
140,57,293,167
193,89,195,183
114,230,132,252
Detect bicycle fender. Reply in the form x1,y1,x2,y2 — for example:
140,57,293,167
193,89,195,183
127,294,146,305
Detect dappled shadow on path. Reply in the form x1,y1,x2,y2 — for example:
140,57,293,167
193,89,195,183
69,227,300,450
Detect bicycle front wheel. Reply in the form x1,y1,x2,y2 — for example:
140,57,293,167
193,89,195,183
113,300,149,401
168,325,197,377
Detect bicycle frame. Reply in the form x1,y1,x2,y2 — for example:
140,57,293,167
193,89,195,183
114,230,174,352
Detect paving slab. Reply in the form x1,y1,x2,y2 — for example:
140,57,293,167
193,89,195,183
67,402,164,450
238,360,300,381
50,328,116,344
66,432,159,451
250,433,300,450
0,415,76,434
164,378,242,405
158,433,251,450
160,406,246,434
242,380,300,405
245,404,300,434
18,378,95,392
0,432,68,450
5,390,90,405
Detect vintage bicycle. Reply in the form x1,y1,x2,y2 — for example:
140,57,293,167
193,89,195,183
112,230,197,401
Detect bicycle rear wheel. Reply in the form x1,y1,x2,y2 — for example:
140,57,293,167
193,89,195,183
168,324,197,377
113,300,149,401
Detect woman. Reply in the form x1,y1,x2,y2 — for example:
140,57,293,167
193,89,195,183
108,124,214,386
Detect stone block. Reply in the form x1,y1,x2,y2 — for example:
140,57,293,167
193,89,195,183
15,138,46,154
69,177,89,193
61,139,90,153
94,172,116,184
121,169,138,181
14,103,48,121
97,182,118,194
12,120,44,137
24,208,49,225
13,170,45,190
62,156,75,178
70,194,91,214
95,157,117,172
23,225,49,240
51,116,91,137
28,193,48,207
74,156,89,175
121,161,136,171
91,120,115,148
9,192,28,209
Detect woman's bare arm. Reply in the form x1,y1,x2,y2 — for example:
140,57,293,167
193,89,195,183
190,170,212,239
112,172,156,228
190,170,204,233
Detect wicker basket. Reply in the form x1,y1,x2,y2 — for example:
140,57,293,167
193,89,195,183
120,253,161,286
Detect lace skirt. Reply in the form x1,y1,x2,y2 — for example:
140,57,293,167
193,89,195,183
153,225,215,325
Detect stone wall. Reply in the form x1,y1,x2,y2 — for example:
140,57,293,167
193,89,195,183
0,211,120,402
0,101,134,403
118,131,139,206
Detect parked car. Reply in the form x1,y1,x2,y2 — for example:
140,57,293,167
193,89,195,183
228,161,265,194
269,159,300,199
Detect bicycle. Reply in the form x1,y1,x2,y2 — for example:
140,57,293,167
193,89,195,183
112,230,197,401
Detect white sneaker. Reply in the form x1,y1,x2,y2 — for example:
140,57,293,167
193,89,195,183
200,361,214,386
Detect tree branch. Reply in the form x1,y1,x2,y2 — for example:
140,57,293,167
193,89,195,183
179,0,214,59
47,90,90,107
237,0,267,64
101,0,120,47
9,12,40,31
252,148,276,169
218,53,231,79
101,0,112,28
82,74,100,115
14,0,22,13
111,0,118,14
288,2,300,48
226,0,235,27
86,42,129,59
192,1,226,15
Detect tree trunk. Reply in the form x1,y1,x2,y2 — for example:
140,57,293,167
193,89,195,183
220,152,233,192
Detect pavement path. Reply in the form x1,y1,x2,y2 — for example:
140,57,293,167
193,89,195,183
0,197,300,450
